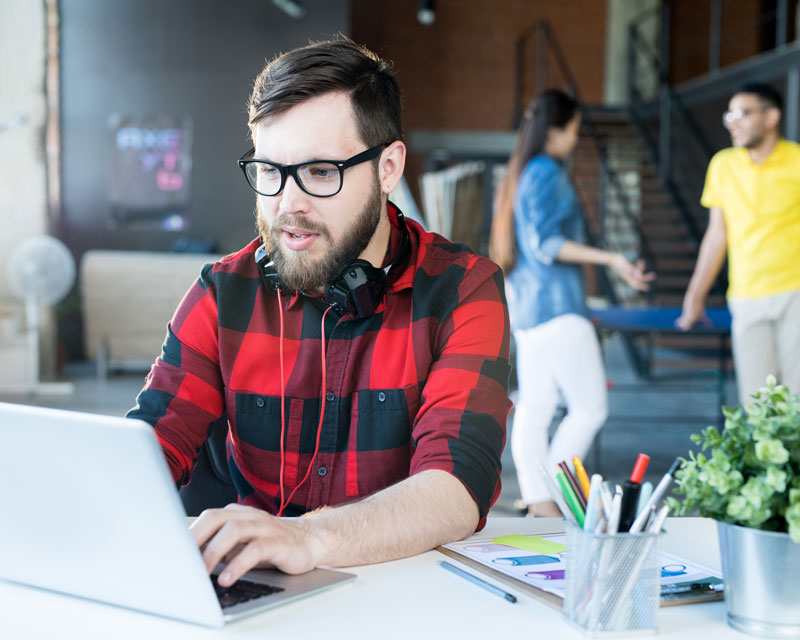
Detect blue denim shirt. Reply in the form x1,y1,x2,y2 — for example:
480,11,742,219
507,154,588,332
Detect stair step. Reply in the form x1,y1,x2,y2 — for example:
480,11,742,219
652,275,691,288
655,258,697,270
655,334,730,350
641,225,689,239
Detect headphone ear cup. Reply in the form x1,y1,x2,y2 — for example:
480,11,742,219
323,210,411,319
324,260,386,318
255,244,285,292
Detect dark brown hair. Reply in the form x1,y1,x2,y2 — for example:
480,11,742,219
248,38,403,147
489,90,578,273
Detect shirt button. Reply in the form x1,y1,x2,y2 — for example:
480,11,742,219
317,466,328,477
256,397,265,408
326,391,334,401
378,392,386,402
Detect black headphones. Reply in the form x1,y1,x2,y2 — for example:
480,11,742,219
255,211,410,319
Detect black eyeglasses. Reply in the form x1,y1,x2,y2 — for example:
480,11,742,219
238,144,388,198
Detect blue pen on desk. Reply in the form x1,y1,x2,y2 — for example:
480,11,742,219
439,561,517,603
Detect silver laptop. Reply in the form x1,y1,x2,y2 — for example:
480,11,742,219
0,402,355,627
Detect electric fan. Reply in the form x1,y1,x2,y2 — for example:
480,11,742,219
3,235,76,394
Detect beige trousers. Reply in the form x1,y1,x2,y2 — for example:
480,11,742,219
728,288,800,402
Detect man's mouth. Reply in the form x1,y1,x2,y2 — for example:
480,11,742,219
281,226,320,251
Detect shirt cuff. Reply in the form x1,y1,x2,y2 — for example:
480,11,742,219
534,236,566,265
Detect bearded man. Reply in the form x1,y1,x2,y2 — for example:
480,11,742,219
676,83,800,401
128,39,511,586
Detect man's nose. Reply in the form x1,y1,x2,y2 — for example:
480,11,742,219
278,172,311,213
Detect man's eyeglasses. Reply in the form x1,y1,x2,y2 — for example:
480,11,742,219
238,144,388,198
722,107,764,127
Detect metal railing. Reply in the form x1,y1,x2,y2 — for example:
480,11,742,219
514,20,657,308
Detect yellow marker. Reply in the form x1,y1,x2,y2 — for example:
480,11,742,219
572,455,591,499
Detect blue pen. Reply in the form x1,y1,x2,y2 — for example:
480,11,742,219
439,561,517,603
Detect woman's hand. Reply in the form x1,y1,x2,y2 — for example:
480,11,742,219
609,254,656,291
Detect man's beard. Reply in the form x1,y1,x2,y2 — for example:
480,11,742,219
257,181,383,291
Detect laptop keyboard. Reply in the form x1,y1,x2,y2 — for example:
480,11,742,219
211,574,285,609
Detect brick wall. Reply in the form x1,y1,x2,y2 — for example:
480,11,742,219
668,0,779,84
351,0,609,201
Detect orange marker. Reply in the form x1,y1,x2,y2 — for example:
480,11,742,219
572,455,591,499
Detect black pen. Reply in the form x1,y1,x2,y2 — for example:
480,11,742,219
619,453,650,532
439,561,517,603
630,458,681,533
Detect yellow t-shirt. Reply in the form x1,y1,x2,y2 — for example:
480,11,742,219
701,139,800,299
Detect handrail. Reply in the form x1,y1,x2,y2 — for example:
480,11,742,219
627,23,711,244
533,21,657,267
513,20,658,309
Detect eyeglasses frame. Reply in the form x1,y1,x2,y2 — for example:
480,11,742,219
722,106,766,127
238,143,388,198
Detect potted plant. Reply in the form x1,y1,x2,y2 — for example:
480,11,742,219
667,375,800,637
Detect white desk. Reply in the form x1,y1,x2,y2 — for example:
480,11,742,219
0,517,736,639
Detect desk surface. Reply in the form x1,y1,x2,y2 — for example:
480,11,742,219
591,307,731,333
0,517,736,639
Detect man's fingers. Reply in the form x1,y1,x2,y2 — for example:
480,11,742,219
190,503,256,547
217,538,277,586
200,517,263,575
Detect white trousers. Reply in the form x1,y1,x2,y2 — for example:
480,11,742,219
729,288,800,402
511,314,608,505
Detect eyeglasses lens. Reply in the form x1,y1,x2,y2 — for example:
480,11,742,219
245,161,341,197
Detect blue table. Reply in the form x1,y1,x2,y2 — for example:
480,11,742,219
589,306,732,416
590,307,731,334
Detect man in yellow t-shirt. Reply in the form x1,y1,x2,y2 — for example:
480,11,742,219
677,83,800,401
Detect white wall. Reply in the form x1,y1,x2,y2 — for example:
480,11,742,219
0,0,48,302
604,0,660,106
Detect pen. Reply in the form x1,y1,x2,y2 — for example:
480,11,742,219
607,485,622,534
556,468,586,527
558,460,587,509
648,504,670,533
535,460,578,525
618,453,649,532
599,481,613,521
583,473,603,532
630,458,680,533
572,455,592,498
636,481,653,516
439,561,517,603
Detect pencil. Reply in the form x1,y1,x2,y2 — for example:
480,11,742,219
572,455,591,498
555,469,585,527
558,460,587,509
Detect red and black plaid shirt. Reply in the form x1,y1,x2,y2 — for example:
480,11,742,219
128,205,511,527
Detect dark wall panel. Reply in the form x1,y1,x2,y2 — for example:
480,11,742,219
60,0,348,256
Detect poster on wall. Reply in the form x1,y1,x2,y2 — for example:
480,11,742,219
108,115,193,230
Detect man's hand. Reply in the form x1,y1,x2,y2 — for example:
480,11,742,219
609,254,656,291
190,504,322,586
675,295,711,330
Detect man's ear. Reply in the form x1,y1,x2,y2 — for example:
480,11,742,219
378,140,406,195
765,106,782,131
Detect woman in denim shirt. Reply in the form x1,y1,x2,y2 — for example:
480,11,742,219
490,90,654,517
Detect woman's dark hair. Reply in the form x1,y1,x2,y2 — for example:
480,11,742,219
489,89,579,273
248,38,403,148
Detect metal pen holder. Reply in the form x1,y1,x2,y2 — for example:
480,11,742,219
563,521,662,637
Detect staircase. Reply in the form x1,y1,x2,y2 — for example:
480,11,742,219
570,106,732,376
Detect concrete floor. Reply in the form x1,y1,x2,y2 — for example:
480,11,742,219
0,335,738,518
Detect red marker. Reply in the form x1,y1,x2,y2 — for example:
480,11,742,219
618,453,650,532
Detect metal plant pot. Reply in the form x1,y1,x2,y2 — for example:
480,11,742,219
717,520,800,637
